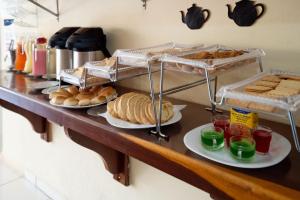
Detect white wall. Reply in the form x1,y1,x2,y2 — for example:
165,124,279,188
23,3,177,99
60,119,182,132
2,0,300,200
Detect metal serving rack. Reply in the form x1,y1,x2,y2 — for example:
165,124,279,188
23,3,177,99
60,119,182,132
216,69,300,152
114,42,265,139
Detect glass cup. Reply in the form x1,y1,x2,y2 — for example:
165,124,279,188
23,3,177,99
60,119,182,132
224,123,251,147
212,114,230,131
253,126,272,154
230,136,256,161
212,115,230,147
201,126,224,151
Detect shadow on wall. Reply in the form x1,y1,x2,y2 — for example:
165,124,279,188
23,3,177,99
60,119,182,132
106,28,136,52
263,49,300,72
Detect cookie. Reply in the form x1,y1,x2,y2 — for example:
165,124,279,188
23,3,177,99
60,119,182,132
254,80,278,88
244,85,273,93
261,75,281,83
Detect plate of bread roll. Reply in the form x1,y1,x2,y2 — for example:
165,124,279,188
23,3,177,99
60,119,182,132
101,92,184,129
49,85,117,108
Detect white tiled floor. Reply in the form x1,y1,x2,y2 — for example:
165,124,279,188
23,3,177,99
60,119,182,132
0,157,52,200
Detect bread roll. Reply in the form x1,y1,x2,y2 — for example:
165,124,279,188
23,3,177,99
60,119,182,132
67,85,79,96
98,86,116,97
50,96,67,105
49,91,70,99
78,99,91,106
64,97,79,106
56,88,72,96
90,86,102,94
76,92,94,101
91,95,106,105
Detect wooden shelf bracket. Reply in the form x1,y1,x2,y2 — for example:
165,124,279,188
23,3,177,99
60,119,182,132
0,100,50,142
64,128,130,186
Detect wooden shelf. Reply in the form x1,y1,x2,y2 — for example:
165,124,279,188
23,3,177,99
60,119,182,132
0,71,300,200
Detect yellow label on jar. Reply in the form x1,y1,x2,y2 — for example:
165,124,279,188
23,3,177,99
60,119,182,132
230,108,258,129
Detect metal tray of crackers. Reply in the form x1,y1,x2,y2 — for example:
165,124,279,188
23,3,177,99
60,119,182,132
60,68,111,88
216,69,300,112
113,42,205,67
84,58,151,81
160,45,265,76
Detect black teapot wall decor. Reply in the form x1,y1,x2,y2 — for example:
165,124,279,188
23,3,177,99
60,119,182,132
227,0,265,27
180,3,210,30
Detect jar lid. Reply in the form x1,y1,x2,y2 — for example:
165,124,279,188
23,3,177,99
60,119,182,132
36,37,47,44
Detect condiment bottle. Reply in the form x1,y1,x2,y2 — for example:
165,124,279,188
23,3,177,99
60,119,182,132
15,38,26,71
32,37,47,76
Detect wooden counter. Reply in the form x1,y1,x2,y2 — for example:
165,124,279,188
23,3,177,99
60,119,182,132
0,71,300,200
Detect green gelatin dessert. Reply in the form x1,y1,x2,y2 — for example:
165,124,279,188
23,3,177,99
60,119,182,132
201,130,224,151
230,138,256,161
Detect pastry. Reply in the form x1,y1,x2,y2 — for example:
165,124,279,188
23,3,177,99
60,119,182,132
78,99,91,106
64,97,79,106
66,85,79,96
50,96,67,105
91,95,106,105
244,85,273,93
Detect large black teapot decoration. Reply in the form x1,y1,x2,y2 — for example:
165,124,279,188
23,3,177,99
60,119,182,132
180,3,210,30
227,0,265,26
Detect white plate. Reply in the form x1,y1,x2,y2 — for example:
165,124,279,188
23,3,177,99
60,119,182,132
28,81,59,90
184,123,291,169
100,105,185,129
41,85,69,95
49,94,117,109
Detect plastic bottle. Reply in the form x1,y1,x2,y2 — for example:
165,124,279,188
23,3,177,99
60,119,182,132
15,37,26,71
32,37,47,76
23,37,34,73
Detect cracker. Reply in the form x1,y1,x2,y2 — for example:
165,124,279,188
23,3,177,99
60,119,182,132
254,80,278,88
117,92,136,120
244,85,272,93
277,80,300,91
266,89,299,97
248,102,275,112
140,99,152,124
261,75,281,83
279,75,300,81
226,98,250,108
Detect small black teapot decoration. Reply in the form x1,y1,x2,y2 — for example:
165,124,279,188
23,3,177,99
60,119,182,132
180,3,210,30
227,0,265,26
